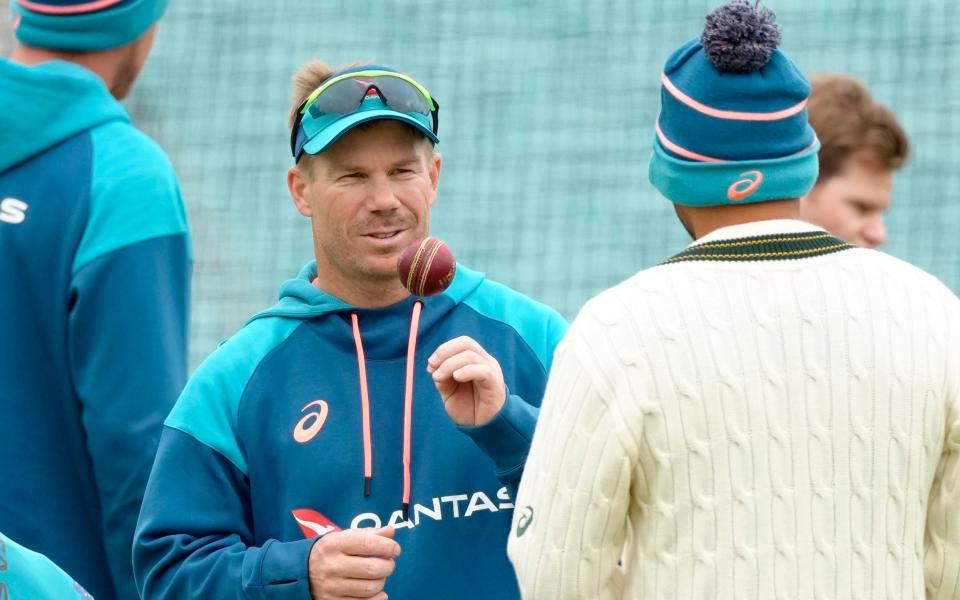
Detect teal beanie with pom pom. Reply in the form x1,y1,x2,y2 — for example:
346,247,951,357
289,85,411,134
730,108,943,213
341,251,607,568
649,0,820,207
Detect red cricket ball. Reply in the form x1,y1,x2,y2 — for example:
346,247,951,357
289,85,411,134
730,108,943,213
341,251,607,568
397,237,457,297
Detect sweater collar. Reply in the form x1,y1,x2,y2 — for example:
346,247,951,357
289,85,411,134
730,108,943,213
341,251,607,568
663,219,853,265
690,219,826,247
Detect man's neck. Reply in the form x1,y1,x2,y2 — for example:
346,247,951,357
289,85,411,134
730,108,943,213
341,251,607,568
680,199,802,240
313,271,410,309
10,44,121,98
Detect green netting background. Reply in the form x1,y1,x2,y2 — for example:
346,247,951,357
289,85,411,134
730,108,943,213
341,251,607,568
3,1,958,368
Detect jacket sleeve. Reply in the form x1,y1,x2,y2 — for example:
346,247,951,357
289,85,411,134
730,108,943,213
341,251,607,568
134,427,318,600
458,392,539,489
507,326,633,600
68,233,190,600
458,308,569,490
0,533,95,599
66,122,193,600
924,297,960,599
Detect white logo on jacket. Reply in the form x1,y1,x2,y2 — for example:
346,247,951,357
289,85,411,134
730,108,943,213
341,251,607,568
0,198,28,225
292,486,516,539
350,487,515,530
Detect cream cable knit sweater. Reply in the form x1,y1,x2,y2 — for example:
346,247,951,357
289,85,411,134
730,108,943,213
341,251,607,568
509,220,960,600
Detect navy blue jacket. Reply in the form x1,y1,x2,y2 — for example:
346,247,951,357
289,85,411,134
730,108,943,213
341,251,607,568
134,262,567,599
0,59,191,600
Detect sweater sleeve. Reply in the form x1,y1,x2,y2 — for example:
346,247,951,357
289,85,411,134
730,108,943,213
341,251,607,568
134,427,317,600
924,297,960,599
507,329,633,600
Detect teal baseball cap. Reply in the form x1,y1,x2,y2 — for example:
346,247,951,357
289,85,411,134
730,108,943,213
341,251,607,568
291,65,439,160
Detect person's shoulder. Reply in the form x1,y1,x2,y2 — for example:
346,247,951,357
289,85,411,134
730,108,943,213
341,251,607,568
466,275,566,325
852,248,958,306
182,315,306,397
164,316,307,474
583,263,676,310
569,278,634,332
74,121,189,274
0,532,92,600
90,120,178,185
455,268,569,370
566,265,684,346
86,121,182,216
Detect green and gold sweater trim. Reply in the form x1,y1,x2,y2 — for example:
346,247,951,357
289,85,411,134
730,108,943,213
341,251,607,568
663,231,854,264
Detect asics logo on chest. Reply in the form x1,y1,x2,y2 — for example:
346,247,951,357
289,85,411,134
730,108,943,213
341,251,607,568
293,399,330,443
0,198,28,225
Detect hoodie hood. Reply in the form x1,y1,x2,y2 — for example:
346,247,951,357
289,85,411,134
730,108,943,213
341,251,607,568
0,58,129,172
248,260,487,324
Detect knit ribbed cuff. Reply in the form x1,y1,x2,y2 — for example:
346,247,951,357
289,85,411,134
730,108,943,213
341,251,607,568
458,392,537,481
648,135,819,207
242,537,317,600
12,0,169,51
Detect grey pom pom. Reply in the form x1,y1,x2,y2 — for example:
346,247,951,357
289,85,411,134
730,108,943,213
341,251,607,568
701,0,782,73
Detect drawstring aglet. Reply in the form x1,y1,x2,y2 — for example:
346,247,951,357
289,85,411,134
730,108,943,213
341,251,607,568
364,476,372,497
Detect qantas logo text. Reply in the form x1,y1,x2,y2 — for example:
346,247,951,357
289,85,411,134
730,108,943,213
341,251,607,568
292,486,514,536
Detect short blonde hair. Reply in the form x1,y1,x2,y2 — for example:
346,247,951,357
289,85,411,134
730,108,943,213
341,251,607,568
289,59,343,170
289,58,336,131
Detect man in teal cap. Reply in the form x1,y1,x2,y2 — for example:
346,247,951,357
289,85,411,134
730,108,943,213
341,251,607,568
0,1,190,599
134,58,567,599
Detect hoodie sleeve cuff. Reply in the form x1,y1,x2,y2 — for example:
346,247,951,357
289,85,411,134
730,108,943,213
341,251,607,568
243,537,317,600
458,393,539,482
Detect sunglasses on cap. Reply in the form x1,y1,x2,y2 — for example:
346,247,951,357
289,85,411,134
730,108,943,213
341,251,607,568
290,68,440,160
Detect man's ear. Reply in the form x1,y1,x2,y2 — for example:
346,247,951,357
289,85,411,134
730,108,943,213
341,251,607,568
288,164,312,217
428,151,442,206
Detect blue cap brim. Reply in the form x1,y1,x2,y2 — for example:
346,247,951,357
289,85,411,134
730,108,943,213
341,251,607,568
301,110,439,156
